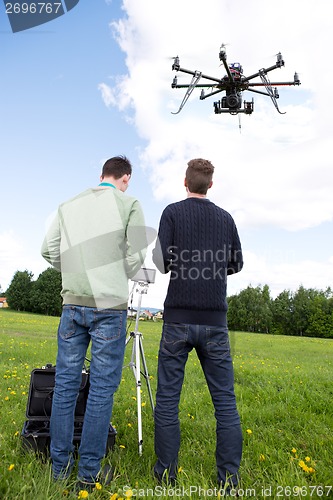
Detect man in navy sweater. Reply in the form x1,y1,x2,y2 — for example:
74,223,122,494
152,158,243,492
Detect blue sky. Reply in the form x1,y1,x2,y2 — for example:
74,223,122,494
1,0,333,309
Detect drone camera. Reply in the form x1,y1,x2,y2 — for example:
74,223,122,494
222,92,242,109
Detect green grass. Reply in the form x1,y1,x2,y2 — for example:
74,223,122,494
0,309,332,499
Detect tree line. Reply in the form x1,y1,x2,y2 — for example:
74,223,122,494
4,270,333,339
5,268,62,316
227,284,333,338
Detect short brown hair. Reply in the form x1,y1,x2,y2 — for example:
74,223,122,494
185,158,214,194
101,155,132,179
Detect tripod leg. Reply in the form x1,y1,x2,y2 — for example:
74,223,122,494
139,337,155,412
135,332,143,455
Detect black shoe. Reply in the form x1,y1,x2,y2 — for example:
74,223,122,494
218,485,239,497
154,470,176,487
76,464,113,492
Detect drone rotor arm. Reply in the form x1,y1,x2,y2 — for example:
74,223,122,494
249,81,300,87
243,54,285,83
200,87,225,100
173,65,221,84
218,47,236,84
246,87,271,97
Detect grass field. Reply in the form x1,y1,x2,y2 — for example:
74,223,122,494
0,309,332,499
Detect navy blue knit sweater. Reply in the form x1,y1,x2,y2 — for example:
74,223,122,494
153,197,243,326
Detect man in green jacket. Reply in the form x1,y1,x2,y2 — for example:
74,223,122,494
41,155,147,489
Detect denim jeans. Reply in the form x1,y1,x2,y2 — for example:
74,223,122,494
154,322,242,487
50,305,127,482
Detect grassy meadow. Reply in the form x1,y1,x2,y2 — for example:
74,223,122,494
0,308,332,499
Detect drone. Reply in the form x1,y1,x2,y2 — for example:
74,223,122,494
171,44,300,116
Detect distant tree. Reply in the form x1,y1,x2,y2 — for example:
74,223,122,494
260,284,273,333
6,270,33,311
31,267,62,316
292,286,318,336
272,290,293,335
305,288,333,338
328,294,333,339
227,294,246,331
228,284,272,333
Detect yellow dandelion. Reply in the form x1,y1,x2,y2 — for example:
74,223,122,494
77,490,89,499
259,454,265,461
125,490,133,498
291,448,297,453
14,431,19,437
8,464,15,471
119,444,126,449
308,467,315,474
298,460,305,468
246,429,252,435
110,494,119,500
141,402,146,407
4,396,9,401
95,482,102,490
305,456,311,462
127,423,132,428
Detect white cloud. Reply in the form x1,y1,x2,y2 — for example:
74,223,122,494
103,0,333,232
229,250,333,299
98,83,116,107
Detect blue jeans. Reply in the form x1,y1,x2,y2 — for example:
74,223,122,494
154,322,242,486
50,305,127,482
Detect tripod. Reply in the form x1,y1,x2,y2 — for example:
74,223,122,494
124,280,155,455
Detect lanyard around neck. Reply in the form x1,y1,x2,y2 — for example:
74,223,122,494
99,182,116,189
